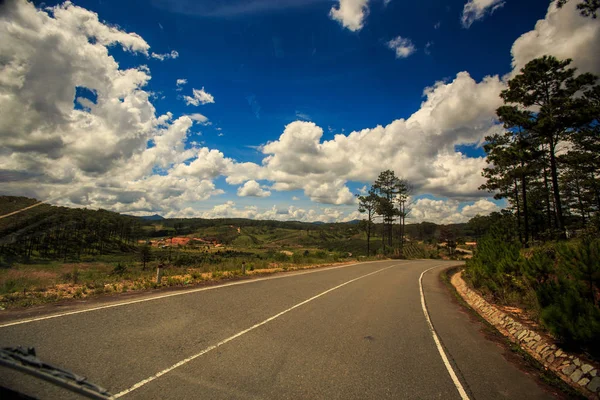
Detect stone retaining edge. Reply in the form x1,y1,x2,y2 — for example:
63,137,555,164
450,270,600,399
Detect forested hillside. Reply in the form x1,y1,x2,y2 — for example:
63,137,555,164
0,196,478,267
0,197,145,264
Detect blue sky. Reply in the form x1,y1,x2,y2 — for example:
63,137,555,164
3,0,598,223
62,0,547,153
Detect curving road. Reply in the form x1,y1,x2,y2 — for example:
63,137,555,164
0,260,560,399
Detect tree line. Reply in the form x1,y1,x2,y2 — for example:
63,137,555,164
0,201,145,263
356,170,412,256
481,56,599,246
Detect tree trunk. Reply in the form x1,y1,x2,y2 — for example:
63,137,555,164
542,148,554,230
514,178,523,244
574,175,586,226
548,141,566,237
521,173,529,247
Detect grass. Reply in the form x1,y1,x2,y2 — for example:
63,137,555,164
0,246,370,309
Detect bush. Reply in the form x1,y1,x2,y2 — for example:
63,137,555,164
62,267,80,284
532,239,600,354
111,263,127,276
466,232,600,357
465,232,525,303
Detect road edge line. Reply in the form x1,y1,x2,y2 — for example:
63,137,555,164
419,265,470,400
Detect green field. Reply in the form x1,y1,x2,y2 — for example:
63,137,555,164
0,196,470,308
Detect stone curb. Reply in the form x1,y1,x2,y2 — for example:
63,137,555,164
451,270,600,399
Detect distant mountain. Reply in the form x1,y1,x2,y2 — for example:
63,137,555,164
140,214,165,221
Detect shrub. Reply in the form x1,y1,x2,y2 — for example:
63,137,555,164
532,239,600,354
467,232,600,357
62,267,80,284
111,263,127,276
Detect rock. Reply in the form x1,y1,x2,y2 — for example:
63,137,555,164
590,369,597,377
534,334,541,341
546,354,555,363
581,364,593,374
563,364,577,376
555,350,563,357
573,358,581,366
587,377,600,393
536,344,546,353
570,369,583,383
578,378,590,386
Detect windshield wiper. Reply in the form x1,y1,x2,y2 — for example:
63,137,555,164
0,347,112,399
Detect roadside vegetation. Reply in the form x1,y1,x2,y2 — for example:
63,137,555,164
464,55,600,359
0,195,476,309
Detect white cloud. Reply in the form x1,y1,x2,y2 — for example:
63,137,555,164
329,0,369,32
424,41,433,55
187,113,210,125
511,1,600,75
222,71,505,203
237,180,271,197
176,78,187,91
183,87,215,106
150,50,179,61
387,36,416,58
2,0,597,222
409,198,500,224
0,1,227,216
184,201,360,223
295,110,312,121
461,0,505,28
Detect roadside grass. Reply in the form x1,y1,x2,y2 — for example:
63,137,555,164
440,267,587,400
0,248,381,309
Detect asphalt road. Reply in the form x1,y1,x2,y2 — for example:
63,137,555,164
0,260,561,399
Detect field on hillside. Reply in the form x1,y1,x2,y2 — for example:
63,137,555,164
0,196,470,308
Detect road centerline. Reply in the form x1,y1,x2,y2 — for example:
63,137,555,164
113,264,398,398
0,260,403,329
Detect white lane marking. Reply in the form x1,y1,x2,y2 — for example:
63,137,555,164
113,264,397,398
0,260,404,328
419,266,470,400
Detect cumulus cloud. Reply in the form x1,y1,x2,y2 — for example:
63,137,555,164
387,36,416,58
176,78,187,91
237,180,271,197
2,0,597,222
187,113,210,125
222,71,505,204
0,0,227,216
329,0,369,32
173,201,361,223
150,50,179,61
461,0,505,28
511,1,600,75
409,198,500,224
183,87,215,106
